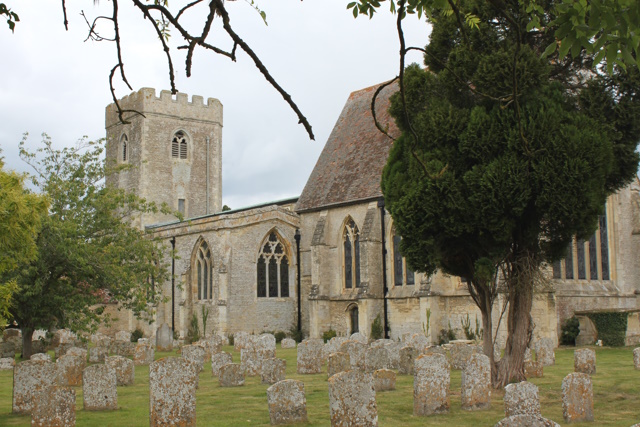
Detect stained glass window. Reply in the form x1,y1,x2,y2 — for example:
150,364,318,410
196,241,212,300
343,219,360,289
257,231,291,298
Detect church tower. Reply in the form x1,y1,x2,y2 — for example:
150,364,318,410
105,88,223,227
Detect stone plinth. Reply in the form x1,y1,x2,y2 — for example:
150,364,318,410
414,353,450,416
266,379,308,425
562,372,594,423
328,370,377,427
150,357,197,427
82,364,117,411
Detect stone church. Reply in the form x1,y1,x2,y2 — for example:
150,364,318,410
103,83,640,346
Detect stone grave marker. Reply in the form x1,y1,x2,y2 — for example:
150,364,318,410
327,352,351,378
365,346,390,373
115,330,131,342
89,347,107,363
133,343,155,366
340,340,367,371
281,338,296,349
535,338,555,366
504,381,541,417
156,323,173,352
634,347,640,370
373,369,396,392
31,353,51,362
211,351,233,377
450,343,481,370
181,344,206,372
149,357,197,426
461,353,491,411
297,339,324,374
398,346,418,375
349,332,368,345
83,364,117,411
13,360,57,414
266,379,308,425
56,354,85,386
414,353,450,416
494,415,561,427
574,348,596,375
105,355,135,386
31,386,76,427
328,370,377,427
219,363,245,387
0,357,15,370
262,358,286,385
562,372,594,423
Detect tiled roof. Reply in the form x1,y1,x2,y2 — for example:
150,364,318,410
295,82,400,213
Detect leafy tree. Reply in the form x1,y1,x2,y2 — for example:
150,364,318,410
6,135,169,358
380,0,640,387
0,154,48,328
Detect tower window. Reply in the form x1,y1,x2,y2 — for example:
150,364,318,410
178,199,185,216
172,131,188,159
121,134,128,162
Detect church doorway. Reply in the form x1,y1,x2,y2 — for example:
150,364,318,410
350,306,359,334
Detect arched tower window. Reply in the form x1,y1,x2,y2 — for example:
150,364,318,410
121,134,128,162
257,231,290,298
349,305,359,334
343,218,361,289
196,241,212,300
392,229,415,286
171,131,188,159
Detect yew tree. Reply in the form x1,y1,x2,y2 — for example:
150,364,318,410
6,135,169,358
380,1,640,387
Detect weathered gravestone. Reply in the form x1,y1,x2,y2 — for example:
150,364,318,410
56,354,85,386
524,359,544,378
494,415,561,427
0,357,15,370
194,340,214,363
450,343,482,370
241,347,263,376
89,347,107,363
219,363,245,387
349,332,368,345
504,381,541,417
150,357,197,427
234,331,250,351
562,372,594,423
83,364,117,411
30,353,51,362
95,335,113,350
105,355,135,386
424,345,447,357
339,340,367,371
398,346,418,375
13,360,57,414
133,343,155,366
156,323,173,352
266,379,308,426
260,334,277,355
365,346,390,373
461,353,491,411
281,338,296,349
54,343,74,360
115,330,131,342
324,337,346,360
0,341,16,358
414,353,450,416
327,352,351,379
574,348,596,375
407,334,429,352
373,369,396,392
297,339,324,374
634,347,640,370
110,340,135,357
328,370,377,427
31,386,76,427
262,358,286,385
535,338,555,366
384,342,401,369
211,351,233,377
182,344,206,372
66,347,88,360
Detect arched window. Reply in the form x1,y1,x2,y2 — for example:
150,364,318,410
171,131,188,159
196,241,212,300
343,218,361,289
392,229,415,286
121,134,128,162
349,305,359,334
257,231,290,298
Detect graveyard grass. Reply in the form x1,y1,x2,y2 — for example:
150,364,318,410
0,346,638,426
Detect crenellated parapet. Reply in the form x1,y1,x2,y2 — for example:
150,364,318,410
106,88,223,129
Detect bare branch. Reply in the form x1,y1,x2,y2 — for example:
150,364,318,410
371,77,398,140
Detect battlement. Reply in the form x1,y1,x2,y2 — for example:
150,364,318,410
106,87,223,128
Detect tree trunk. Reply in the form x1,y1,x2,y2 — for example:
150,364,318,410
494,269,534,388
480,291,496,381
21,327,34,360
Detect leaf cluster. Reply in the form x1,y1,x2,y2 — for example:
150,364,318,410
0,2,19,32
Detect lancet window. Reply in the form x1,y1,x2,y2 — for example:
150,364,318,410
196,241,212,300
343,218,361,289
392,230,415,287
171,131,188,159
257,232,290,298
121,134,128,162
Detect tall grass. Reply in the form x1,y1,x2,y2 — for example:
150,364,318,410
0,346,638,426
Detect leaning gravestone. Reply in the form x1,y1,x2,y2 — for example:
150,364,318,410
365,347,390,373
562,372,594,423
150,357,197,427
82,364,117,411
31,386,76,427
13,360,57,414
414,353,450,416
156,323,173,352
574,348,596,375
461,353,491,411
634,347,640,370
219,363,245,387
182,345,206,372
266,379,308,426
504,381,541,417
297,339,324,374
328,370,377,427
262,358,286,385
534,338,555,366
56,354,85,386
211,351,233,377
398,346,418,375
327,352,351,379
105,355,135,386
133,343,155,366
281,338,296,349
373,369,396,392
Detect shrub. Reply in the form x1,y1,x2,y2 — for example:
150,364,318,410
370,314,383,340
438,323,457,345
289,327,303,343
274,331,286,343
186,313,200,344
131,327,144,343
588,311,628,347
560,316,581,346
228,333,234,346
322,329,337,343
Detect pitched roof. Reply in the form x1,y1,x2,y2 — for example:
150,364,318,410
295,82,400,213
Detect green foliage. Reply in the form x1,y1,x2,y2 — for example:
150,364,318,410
322,329,337,343
5,135,169,344
437,324,456,345
274,331,286,343
461,314,482,341
289,326,303,343
0,3,19,32
560,316,580,346
186,313,200,344
222,205,232,212
201,305,210,339
228,333,234,346
587,311,628,347
370,314,384,340
131,327,144,343
422,308,431,337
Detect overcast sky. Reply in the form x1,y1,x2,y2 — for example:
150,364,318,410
0,1,430,209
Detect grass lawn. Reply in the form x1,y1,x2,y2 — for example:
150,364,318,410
0,345,639,426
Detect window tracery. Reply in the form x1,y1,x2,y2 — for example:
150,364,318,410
343,218,361,289
121,134,128,162
196,241,212,300
257,232,290,298
171,130,188,159
392,230,415,287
